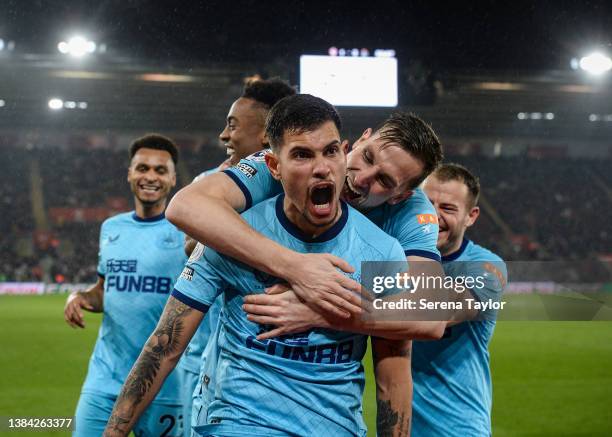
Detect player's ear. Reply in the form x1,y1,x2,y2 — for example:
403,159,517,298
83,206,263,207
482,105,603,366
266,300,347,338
466,206,480,228
265,151,281,181
387,189,413,205
341,139,350,154
360,128,373,141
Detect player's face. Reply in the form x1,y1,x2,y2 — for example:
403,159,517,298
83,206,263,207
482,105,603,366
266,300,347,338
423,176,479,255
267,121,348,234
219,97,266,166
127,148,176,207
343,129,424,211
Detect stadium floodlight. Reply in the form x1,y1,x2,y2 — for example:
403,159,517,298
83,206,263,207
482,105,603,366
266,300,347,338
0,99,5,107
48,98,64,110
57,36,96,57
579,52,612,75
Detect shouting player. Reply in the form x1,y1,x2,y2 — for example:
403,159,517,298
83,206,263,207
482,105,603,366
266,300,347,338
103,95,414,437
166,110,445,320
64,135,187,437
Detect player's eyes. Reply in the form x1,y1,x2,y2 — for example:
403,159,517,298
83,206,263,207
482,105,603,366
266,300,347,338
293,151,310,159
378,176,392,188
363,149,373,164
325,146,339,156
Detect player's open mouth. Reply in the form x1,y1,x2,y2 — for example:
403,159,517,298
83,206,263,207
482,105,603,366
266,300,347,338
308,182,335,217
342,176,363,203
225,145,234,156
139,184,161,193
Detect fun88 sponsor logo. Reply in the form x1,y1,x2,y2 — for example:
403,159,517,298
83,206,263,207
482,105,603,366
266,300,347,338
245,336,354,364
106,275,173,294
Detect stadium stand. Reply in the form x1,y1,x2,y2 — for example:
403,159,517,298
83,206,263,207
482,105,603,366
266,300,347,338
1,142,611,282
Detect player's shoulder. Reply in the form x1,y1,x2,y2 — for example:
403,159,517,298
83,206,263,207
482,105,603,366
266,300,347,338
101,211,133,228
346,204,403,256
240,194,278,227
466,240,505,265
193,166,220,183
397,187,436,215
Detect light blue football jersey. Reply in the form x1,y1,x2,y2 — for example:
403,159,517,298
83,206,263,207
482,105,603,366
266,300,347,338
178,166,223,375
81,212,187,403
411,239,507,437
224,150,441,261
173,194,407,437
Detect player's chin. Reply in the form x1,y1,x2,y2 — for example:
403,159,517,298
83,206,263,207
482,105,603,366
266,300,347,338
136,192,163,205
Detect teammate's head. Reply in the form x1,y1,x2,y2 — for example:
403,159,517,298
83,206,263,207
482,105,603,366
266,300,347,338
127,134,178,209
344,112,443,211
219,78,296,165
265,94,348,236
423,163,480,255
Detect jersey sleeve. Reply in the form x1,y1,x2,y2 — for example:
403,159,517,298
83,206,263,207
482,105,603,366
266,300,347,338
221,150,282,211
466,259,507,320
390,191,441,261
96,221,108,278
172,245,229,313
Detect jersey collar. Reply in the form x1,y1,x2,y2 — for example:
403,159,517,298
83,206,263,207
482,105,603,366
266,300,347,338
275,194,349,243
441,238,470,262
131,211,166,223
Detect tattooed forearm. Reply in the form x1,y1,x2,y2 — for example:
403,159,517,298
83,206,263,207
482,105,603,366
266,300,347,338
377,399,398,437
103,297,193,436
377,399,410,437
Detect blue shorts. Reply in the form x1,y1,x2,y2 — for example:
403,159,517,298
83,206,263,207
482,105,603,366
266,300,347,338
176,366,200,437
74,391,183,437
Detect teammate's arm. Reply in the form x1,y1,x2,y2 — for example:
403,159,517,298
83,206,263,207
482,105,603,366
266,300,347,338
166,171,363,317
372,337,412,436
63,276,104,328
244,285,445,340
103,296,204,437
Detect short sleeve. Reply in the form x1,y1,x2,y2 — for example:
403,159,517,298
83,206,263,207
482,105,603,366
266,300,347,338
466,259,507,319
222,151,282,211
172,246,228,313
96,222,107,277
383,190,441,262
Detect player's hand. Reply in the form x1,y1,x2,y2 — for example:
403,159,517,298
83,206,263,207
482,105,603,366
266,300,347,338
280,252,366,319
64,292,94,329
244,288,328,340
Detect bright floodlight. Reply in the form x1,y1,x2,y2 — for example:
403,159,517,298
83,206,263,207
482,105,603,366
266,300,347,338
48,98,64,110
579,52,612,75
57,36,96,57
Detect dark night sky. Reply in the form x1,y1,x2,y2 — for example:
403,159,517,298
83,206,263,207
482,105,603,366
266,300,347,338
1,0,611,71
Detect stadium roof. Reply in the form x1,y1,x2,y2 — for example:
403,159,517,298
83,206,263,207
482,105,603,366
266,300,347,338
1,0,611,70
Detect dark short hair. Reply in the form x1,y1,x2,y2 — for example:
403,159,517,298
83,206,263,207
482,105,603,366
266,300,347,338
376,112,443,188
129,134,179,165
265,94,342,151
242,78,296,110
432,163,480,207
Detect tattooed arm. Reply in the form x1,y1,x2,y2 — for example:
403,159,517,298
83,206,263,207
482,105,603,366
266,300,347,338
103,296,205,437
371,337,412,437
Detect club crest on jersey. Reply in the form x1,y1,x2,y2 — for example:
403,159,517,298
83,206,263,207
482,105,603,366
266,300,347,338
156,231,182,249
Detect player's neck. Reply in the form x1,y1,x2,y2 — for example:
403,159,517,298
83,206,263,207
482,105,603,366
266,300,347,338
134,200,166,219
441,235,466,258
